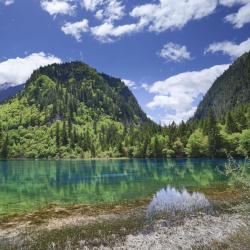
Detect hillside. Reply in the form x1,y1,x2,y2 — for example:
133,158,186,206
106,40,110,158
0,61,157,159
194,51,250,119
1,58,250,160
22,62,148,125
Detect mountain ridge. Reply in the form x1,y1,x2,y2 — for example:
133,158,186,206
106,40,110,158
193,51,250,120
19,61,148,125
0,84,24,103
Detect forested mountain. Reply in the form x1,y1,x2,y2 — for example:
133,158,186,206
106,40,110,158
0,58,250,159
23,62,148,125
0,62,158,159
194,51,250,119
0,84,24,103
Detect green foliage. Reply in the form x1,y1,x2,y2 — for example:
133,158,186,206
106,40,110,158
225,112,238,133
223,156,250,206
206,111,222,157
1,134,8,158
0,60,250,159
185,129,208,157
194,51,250,119
238,130,250,156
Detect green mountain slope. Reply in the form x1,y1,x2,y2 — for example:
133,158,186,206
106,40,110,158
0,62,155,159
194,51,250,119
23,61,148,124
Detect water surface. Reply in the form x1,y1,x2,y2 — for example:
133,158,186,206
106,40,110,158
0,158,230,216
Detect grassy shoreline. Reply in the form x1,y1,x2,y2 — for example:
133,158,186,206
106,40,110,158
1,185,249,249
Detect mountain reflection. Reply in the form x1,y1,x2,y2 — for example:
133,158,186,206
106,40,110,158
0,158,227,215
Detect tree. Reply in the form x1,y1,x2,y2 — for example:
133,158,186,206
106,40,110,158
206,110,221,157
62,121,68,146
237,129,250,156
90,143,96,158
56,122,60,147
234,109,247,131
185,129,208,157
1,134,9,159
172,137,185,157
225,112,238,133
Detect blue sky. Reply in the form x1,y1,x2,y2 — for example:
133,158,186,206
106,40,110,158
0,0,250,124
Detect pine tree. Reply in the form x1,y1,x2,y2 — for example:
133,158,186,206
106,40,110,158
234,109,247,131
1,134,9,159
225,112,238,133
56,122,60,147
90,143,96,157
62,121,68,145
206,110,221,157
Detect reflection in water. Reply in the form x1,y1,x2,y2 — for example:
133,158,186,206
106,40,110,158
147,186,211,217
0,159,229,216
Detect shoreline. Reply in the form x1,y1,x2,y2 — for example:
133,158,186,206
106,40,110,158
1,199,248,249
0,157,246,161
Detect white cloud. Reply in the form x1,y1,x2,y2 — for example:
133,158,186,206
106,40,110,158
82,0,125,22
224,3,250,28
141,83,150,91
81,0,103,11
39,0,250,43
0,52,61,86
91,22,141,42
146,64,230,124
219,0,250,28
205,38,250,59
41,0,76,16
0,0,14,5
160,107,198,126
130,0,217,32
95,0,125,22
122,79,136,89
61,19,89,41
159,42,191,62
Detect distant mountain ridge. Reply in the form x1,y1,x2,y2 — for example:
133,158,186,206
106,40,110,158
0,84,24,103
194,51,250,119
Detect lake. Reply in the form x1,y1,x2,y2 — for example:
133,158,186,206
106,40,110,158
0,158,231,216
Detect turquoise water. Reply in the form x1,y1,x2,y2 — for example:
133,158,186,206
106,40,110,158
0,158,229,216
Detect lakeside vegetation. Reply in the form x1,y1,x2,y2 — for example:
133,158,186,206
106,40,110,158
1,99,250,159
1,52,250,159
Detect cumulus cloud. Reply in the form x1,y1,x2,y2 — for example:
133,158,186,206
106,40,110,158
81,0,125,22
0,52,61,86
159,42,191,62
224,3,250,28
38,0,249,42
1,0,14,5
62,0,220,42
122,79,136,89
220,0,250,28
91,22,141,42
94,0,125,22
81,0,103,11
60,0,127,42
130,0,217,32
146,64,230,124
41,0,76,16
61,19,89,41
205,38,250,59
